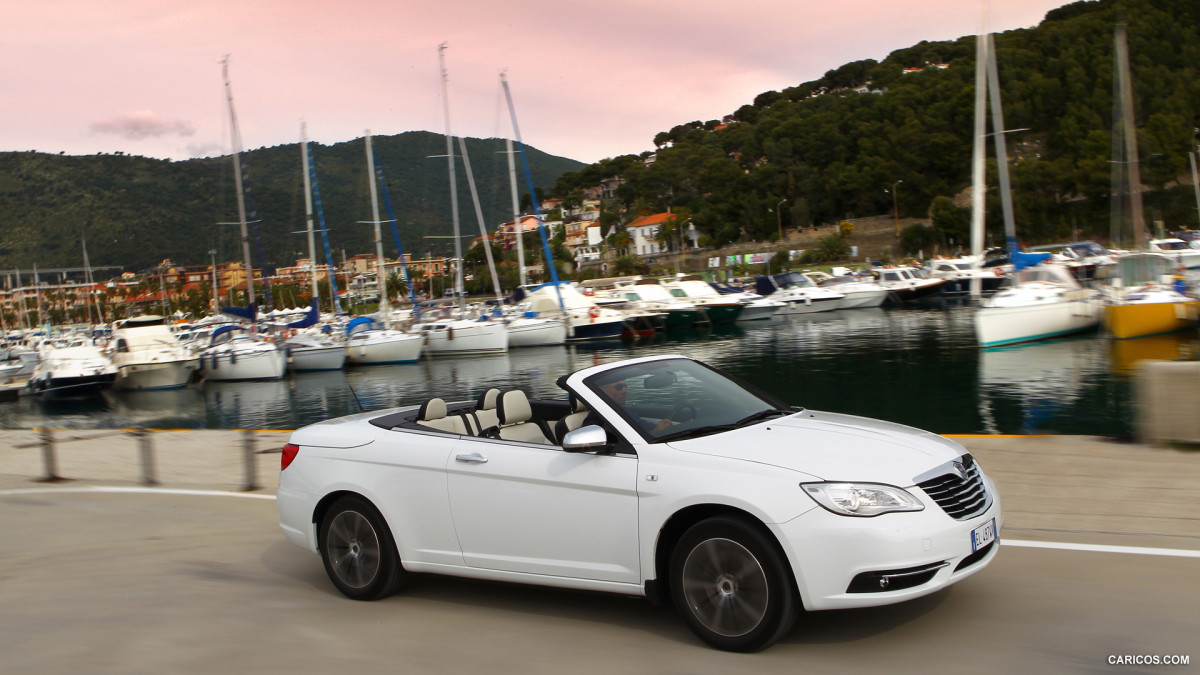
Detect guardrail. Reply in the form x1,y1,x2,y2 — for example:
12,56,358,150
15,428,280,491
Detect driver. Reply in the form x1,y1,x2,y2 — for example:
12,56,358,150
597,378,674,433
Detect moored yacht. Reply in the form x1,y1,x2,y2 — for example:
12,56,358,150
754,272,844,314
108,315,200,390
28,342,119,399
198,326,288,381
974,263,1104,348
1103,252,1200,340
517,282,631,341
343,317,424,365
871,266,947,303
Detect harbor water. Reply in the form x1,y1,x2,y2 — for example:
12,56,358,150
4,304,1195,436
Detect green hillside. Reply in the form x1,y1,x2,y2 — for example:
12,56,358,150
554,0,1200,252
0,131,583,274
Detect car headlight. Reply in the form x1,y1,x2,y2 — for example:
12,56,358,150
801,482,924,517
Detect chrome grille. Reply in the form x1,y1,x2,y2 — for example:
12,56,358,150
914,454,991,520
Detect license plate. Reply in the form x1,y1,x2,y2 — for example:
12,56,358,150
971,518,997,552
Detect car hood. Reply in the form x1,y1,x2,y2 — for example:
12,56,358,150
666,410,966,484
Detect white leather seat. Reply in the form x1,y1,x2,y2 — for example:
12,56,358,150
475,388,501,433
496,389,551,444
415,397,470,435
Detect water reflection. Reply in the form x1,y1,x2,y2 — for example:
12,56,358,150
978,337,1109,434
204,380,294,430
1109,333,1200,374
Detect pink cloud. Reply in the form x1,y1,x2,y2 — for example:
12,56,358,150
90,111,195,141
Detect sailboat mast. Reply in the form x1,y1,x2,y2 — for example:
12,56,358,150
301,123,320,311
500,73,565,315
365,131,391,329
502,74,528,287
455,134,504,304
968,26,989,299
986,34,1016,256
220,55,258,323
1113,23,1146,246
438,43,466,309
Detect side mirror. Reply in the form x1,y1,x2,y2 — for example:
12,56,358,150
562,425,609,453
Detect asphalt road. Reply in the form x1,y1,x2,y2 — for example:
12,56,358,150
0,487,1194,673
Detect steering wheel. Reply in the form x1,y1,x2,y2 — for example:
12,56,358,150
668,401,697,423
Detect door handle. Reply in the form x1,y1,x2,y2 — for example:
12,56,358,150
455,453,489,464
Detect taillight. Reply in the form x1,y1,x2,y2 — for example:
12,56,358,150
281,443,299,471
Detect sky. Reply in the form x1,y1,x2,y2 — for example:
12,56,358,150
0,0,1076,165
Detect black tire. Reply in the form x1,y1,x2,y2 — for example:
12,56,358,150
318,496,404,601
668,515,797,652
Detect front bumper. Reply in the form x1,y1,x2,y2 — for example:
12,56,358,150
772,478,1003,611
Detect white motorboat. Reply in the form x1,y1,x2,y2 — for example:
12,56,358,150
871,266,948,303
519,282,631,341
801,271,889,308
1024,241,1117,281
1147,238,1200,270
581,277,700,329
754,272,844,314
108,315,200,390
198,326,288,381
924,255,1009,296
706,280,785,320
344,317,424,365
286,331,348,371
658,276,747,324
974,264,1104,348
27,342,119,399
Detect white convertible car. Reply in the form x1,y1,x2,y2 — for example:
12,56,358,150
278,354,1002,651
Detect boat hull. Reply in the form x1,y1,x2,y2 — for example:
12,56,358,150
290,344,349,371
200,345,288,381
506,318,568,348
29,373,118,399
775,297,842,315
422,321,509,355
1104,298,1200,339
975,297,1103,347
115,358,200,390
346,331,423,365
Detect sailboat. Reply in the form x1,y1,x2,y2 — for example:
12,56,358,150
285,124,348,372
343,132,425,365
972,32,1103,347
494,72,568,347
1101,24,1200,340
413,43,508,356
199,56,287,381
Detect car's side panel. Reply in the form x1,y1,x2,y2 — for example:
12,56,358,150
445,436,641,583
311,430,465,567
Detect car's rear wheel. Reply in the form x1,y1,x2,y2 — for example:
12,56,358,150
669,516,797,652
319,496,404,600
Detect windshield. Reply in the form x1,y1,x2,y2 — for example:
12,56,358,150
583,358,792,442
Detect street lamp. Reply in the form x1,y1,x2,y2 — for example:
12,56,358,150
776,198,787,241
890,180,903,236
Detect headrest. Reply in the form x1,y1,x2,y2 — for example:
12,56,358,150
477,388,500,411
569,394,588,412
497,390,532,425
417,398,447,421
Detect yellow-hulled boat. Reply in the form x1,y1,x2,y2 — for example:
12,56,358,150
1104,253,1200,339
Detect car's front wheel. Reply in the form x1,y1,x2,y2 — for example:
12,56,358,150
319,496,404,600
669,515,797,652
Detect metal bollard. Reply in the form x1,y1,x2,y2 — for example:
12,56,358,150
136,428,158,486
38,428,61,482
242,429,259,492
